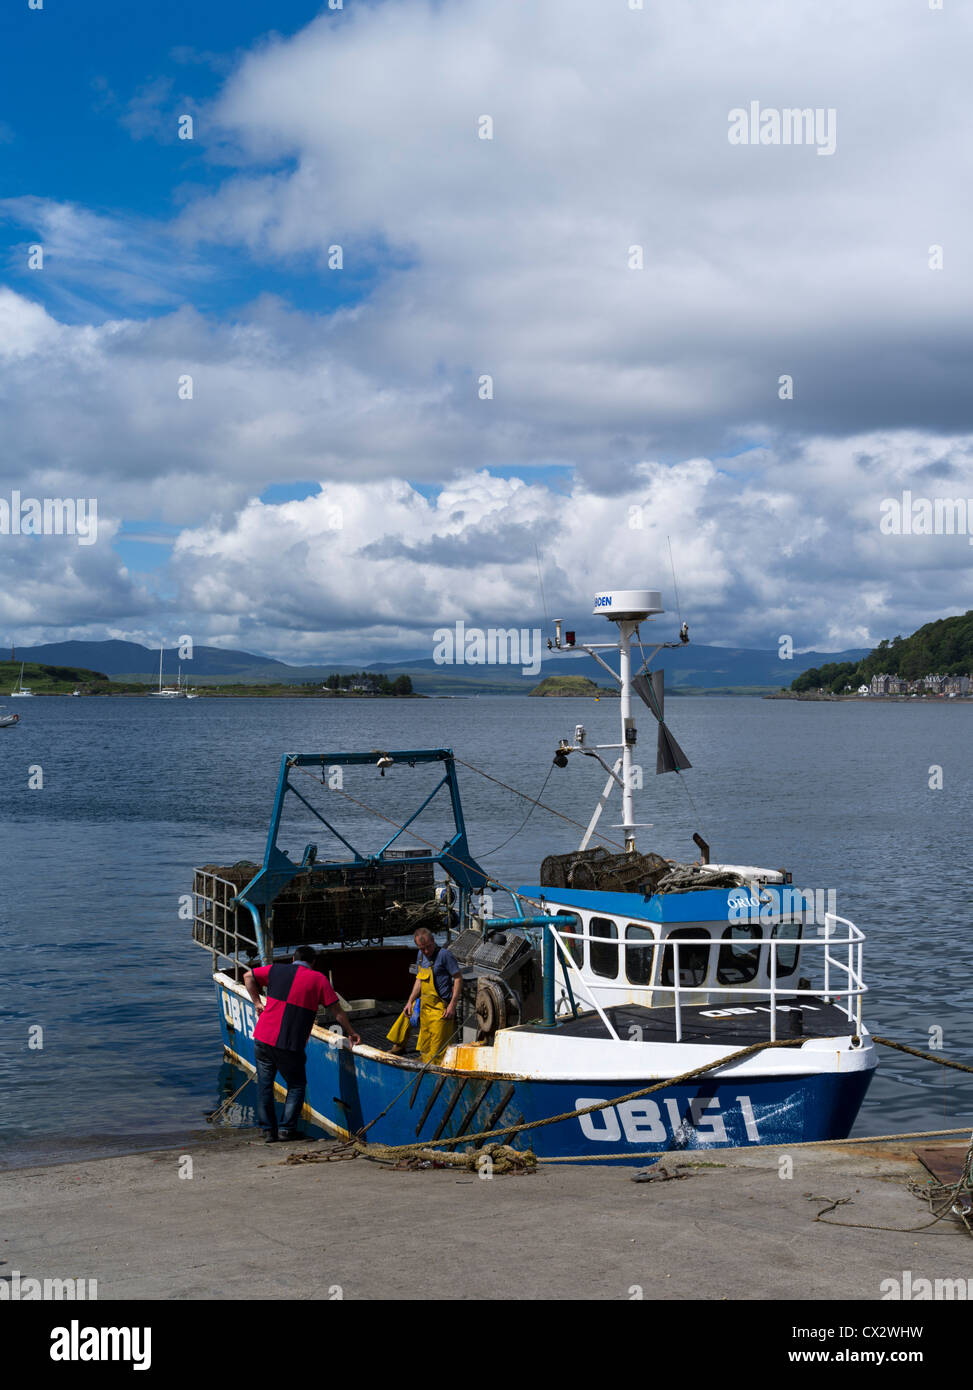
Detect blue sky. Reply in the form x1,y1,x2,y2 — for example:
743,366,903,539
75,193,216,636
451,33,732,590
1,0,972,664
2,1,367,599
0,2,378,320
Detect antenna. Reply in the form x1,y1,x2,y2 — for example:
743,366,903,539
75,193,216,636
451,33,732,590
666,535,683,625
534,542,550,626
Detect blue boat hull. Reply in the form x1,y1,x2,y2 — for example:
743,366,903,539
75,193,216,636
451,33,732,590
217,982,875,1163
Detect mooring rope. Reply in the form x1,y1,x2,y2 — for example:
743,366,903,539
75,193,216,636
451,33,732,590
344,1037,807,1157
874,1037,973,1074
334,1037,973,1180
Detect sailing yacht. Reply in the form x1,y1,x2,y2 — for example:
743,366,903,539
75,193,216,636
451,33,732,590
148,645,184,698
10,662,34,697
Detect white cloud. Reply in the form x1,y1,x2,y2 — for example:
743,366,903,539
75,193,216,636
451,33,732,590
174,0,973,466
161,434,973,660
3,0,973,652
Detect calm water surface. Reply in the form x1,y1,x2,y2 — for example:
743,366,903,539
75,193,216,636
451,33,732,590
1,694,970,1166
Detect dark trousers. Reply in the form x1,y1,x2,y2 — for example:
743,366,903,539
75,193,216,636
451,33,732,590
254,1040,307,1136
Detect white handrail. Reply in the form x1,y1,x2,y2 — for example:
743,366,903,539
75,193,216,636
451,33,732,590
672,942,682,1043
548,917,867,1042
769,927,777,1041
547,921,621,1040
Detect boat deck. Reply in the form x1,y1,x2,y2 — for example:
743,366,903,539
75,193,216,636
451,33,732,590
333,996,856,1053
516,997,856,1046
326,1001,422,1057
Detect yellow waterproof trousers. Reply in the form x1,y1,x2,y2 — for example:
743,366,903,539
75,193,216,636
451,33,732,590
385,1011,412,1048
386,966,454,1062
416,965,453,1063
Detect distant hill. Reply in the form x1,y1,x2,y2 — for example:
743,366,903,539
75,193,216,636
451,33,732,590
11,636,870,693
790,612,973,693
12,640,289,680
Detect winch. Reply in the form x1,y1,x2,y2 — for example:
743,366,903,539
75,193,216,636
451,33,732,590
448,927,542,1044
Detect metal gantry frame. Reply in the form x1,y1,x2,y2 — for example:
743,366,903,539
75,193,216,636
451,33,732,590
231,748,494,963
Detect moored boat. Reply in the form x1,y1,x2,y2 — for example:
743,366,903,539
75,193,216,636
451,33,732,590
10,662,33,697
193,587,876,1162
149,646,191,698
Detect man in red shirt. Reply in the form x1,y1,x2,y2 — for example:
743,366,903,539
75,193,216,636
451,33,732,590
244,946,361,1143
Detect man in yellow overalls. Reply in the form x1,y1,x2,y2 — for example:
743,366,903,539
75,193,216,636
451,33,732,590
386,928,463,1062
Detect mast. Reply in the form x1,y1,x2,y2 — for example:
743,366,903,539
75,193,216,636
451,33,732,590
592,594,663,852
550,589,671,854
159,644,164,693
617,617,636,849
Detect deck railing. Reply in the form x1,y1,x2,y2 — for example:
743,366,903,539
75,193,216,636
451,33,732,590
192,871,262,974
545,912,866,1044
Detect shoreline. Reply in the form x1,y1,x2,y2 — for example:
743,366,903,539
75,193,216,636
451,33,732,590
765,692,973,703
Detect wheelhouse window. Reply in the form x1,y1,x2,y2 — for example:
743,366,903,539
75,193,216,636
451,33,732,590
771,919,802,978
588,916,619,979
659,927,711,987
625,923,656,986
717,923,763,984
555,911,583,968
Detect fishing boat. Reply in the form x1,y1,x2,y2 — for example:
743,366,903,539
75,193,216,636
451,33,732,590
193,587,876,1162
10,662,34,697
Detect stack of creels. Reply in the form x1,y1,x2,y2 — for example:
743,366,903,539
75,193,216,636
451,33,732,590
539,846,610,889
539,846,671,894
270,884,387,945
570,850,671,893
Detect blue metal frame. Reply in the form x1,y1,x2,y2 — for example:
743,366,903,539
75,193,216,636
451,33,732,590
232,749,492,962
